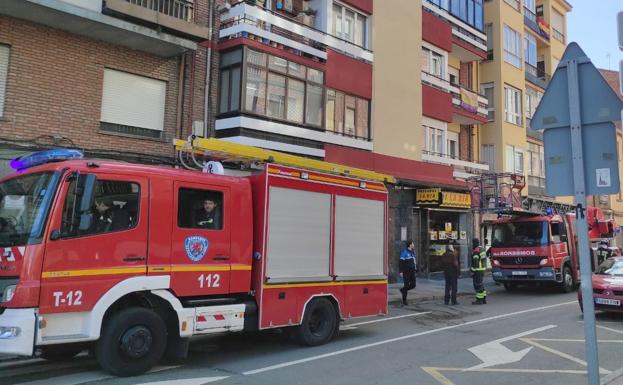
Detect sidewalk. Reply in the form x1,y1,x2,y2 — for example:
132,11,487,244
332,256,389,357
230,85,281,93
389,274,500,304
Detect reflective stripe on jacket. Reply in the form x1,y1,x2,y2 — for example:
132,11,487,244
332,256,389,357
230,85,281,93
471,247,487,272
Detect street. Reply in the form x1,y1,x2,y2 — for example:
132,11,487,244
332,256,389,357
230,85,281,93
2,287,622,385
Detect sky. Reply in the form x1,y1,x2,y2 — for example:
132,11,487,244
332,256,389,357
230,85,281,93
567,0,622,71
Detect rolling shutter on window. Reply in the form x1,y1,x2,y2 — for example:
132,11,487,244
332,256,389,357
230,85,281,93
551,10,564,32
0,45,10,117
100,69,166,131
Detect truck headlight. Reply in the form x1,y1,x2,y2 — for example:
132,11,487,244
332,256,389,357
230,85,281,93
0,326,20,339
539,258,549,266
1,285,16,303
492,259,500,266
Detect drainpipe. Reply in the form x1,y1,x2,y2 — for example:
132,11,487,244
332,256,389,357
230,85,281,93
203,0,215,138
176,53,186,140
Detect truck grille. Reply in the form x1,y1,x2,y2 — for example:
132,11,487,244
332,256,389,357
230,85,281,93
497,256,543,266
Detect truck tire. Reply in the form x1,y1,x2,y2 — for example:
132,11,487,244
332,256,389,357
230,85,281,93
293,298,338,347
40,344,84,361
560,266,574,293
95,308,167,377
503,282,517,292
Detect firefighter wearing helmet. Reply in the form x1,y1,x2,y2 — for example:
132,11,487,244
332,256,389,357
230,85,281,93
471,238,487,305
596,240,614,266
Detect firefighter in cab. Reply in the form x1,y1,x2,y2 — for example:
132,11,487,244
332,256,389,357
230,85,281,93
471,238,487,305
596,240,614,266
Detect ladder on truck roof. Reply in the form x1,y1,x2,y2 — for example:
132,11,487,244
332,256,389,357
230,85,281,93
173,137,396,184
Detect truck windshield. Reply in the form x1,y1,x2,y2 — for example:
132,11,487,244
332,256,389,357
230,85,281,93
492,221,549,247
0,172,60,247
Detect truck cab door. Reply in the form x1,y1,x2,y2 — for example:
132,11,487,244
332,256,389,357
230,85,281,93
40,173,148,314
170,181,231,297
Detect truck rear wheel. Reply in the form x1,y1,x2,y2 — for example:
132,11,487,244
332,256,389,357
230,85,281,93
95,308,167,377
40,344,84,361
293,298,338,346
560,266,574,293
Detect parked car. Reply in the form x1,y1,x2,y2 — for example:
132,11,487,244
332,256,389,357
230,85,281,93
579,257,623,313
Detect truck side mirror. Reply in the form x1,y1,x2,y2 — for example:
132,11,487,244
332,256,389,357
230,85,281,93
74,173,96,231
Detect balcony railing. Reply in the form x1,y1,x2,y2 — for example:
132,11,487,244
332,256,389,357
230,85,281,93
126,0,194,22
422,150,490,171
524,7,537,23
552,28,565,43
525,62,550,89
220,1,373,62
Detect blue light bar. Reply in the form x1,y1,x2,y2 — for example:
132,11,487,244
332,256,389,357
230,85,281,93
10,149,84,171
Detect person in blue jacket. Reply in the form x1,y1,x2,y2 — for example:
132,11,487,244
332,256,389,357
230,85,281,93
399,240,417,305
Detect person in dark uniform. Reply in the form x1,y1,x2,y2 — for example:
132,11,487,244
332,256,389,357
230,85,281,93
193,198,221,229
471,238,487,305
596,240,614,266
92,199,130,234
442,244,460,305
399,241,417,306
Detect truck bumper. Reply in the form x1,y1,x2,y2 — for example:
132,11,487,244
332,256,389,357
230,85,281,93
492,267,558,282
0,308,36,356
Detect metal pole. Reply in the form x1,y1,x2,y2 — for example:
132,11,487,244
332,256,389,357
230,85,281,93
567,57,600,385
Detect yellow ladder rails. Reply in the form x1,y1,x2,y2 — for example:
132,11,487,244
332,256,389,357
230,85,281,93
174,137,396,184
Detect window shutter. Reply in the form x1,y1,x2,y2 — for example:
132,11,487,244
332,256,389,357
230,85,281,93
0,45,10,117
551,10,564,32
100,69,166,131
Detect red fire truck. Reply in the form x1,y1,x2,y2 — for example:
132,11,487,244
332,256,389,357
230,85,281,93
0,138,394,376
471,173,615,292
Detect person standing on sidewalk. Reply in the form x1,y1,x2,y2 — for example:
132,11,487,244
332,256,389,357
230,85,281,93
442,244,460,305
399,241,417,306
471,238,487,305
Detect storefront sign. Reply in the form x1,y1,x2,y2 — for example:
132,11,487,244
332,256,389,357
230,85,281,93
441,191,471,209
416,188,441,205
417,189,471,209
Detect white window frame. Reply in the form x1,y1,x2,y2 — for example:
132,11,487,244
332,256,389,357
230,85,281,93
504,0,520,11
447,131,459,159
524,0,536,13
504,25,522,68
422,43,448,79
524,33,537,67
528,142,545,177
525,87,543,120
481,82,494,121
0,45,9,118
506,144,524,173
423,117,448,156
485,23,494,52
481,144,495,172
504,85,522,126
332,2,369,48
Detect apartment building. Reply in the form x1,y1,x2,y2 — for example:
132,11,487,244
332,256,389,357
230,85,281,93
0,0,215,175
479,0,572,211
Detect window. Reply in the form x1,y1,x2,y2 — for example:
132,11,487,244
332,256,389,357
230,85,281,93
62,180,140,238
100,69,166,139
333,2,368,47
551,222,566,244
525,87,543,120
236,49,325,127
506,145,524,173
503,0,519,11
527,142,545,177
485,23,494,53
0,45,9,118
504,25,522,68
220,50,244,114
481,83,495,121
524,33,537,69
447,131,459,159
422,47,445,78
423,123,446,155
177,188,223,230
504,85,522,126
481,144,495,171
552,10,565,42
325,89,369,140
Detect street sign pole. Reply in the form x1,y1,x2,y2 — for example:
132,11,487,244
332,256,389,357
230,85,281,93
567,57,600,385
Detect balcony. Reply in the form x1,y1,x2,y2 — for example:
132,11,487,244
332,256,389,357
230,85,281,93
103,0,210,40
552,28,565,43
219,1,373,63
421,72,488,124
422,150,490,173
525,62,550,89
1,0,197,57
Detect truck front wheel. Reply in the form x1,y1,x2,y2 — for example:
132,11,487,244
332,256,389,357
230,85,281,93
95,308,167,377
293,298,338,346
560,266,575,293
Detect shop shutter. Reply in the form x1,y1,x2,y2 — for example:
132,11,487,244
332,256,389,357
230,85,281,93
100,69,166,131
0,45,9,117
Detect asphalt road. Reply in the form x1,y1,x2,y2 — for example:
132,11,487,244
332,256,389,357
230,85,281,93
2,287,623,385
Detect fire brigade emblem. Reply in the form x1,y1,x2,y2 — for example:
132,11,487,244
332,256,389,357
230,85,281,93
184,236,209,262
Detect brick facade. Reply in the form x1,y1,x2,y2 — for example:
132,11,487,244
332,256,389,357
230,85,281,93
0,3,219,166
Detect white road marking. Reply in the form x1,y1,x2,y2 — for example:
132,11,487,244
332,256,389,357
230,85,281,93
520,338,611,375
12,365,180,385
596,324,623,335
344,312,432,327
242,301,576,375
466,325,557,370
133,376,229,385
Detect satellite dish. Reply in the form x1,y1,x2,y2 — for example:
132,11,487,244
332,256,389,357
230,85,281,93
203,161,224,175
